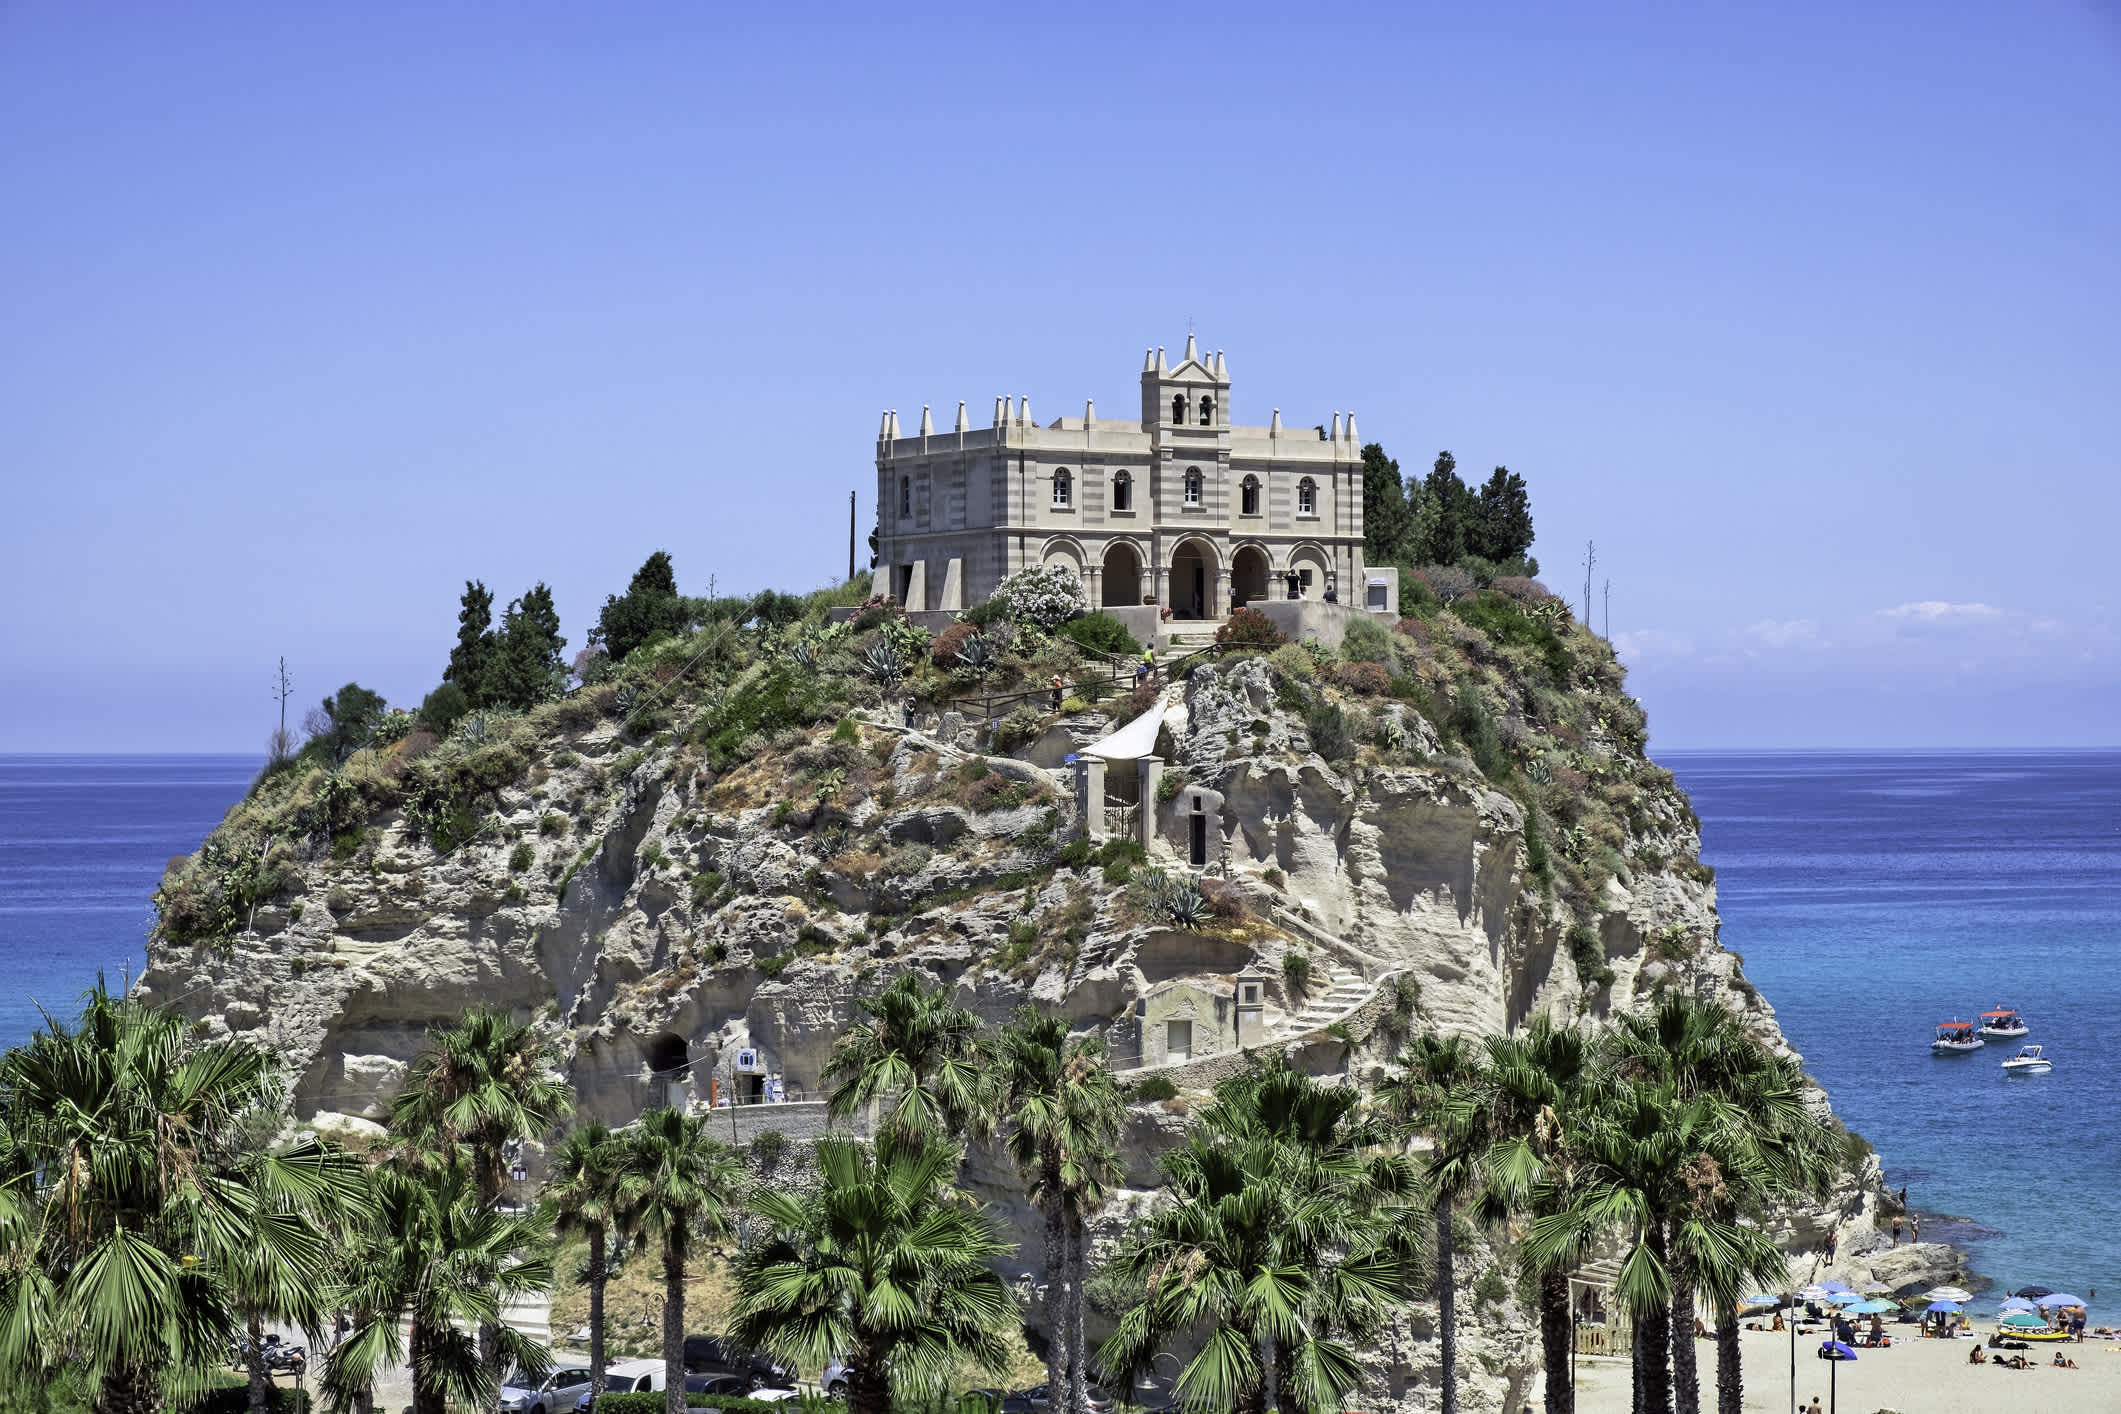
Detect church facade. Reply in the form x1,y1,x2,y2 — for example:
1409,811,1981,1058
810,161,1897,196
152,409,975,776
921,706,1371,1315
873,337,1383,620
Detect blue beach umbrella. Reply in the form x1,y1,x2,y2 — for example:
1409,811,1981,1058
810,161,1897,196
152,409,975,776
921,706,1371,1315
1820,1280,1854,1293
1818,1340,1857,1360
1926,1300,1963,1313
1852,1300,1896,1314
1999,1298,2037,1312
1744,1293,1782,1307
1826,1291,1864,1305
2035,1293,2087,1308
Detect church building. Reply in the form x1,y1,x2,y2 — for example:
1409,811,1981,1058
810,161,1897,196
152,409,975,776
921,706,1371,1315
873,336,1383,622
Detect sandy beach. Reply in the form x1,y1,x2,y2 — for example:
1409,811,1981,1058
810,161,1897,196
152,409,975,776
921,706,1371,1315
1571,1327,2121,1413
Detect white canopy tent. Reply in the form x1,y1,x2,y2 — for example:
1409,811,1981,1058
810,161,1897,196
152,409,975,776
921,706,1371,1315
1080,703,1164,762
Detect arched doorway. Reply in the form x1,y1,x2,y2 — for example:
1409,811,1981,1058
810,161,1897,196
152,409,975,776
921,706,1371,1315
1169,539,1217,620
1102,542,1142,608
1231,545,1271,608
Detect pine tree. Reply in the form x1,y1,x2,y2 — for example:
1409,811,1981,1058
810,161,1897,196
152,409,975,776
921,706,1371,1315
1472,466,1535,563
445,581,496,704
485,583,568,711
1360,443,1414,568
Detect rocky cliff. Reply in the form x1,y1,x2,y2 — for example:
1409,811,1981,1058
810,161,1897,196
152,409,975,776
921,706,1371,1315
139,586,1943,1411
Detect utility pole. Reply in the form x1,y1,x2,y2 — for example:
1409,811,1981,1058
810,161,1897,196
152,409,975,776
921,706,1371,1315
848,490,856,583
1581,540,1597,627
1603,577,1611,641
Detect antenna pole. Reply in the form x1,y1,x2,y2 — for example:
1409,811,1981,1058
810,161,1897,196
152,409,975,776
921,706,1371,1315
848,490,856,583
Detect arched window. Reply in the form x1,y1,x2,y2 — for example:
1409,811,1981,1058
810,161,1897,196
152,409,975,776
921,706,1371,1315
1052,467,1072,508
1183,467,1203,505
1112,469,1133,511
1240,475,1260,515
1297,477,1316,515
899,475,911,516
1200,396,1215,427
1172,393,1187,424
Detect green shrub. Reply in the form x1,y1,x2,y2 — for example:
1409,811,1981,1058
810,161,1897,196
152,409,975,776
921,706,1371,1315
750,1128,789,1170
757,951,792,979
330,828,367,863
539,812,568,836
420,681,471,737
1282,949,1312,996
1098,837,1147,884
1155,771,1186,803
507,842,534,873
1261,867,1284,889
1453,592,1573,680
1566,921,1614,988
186,1386,314,1414
1058,612,1141,657
691,870,724,904
1399,570,1440,615
1303,701,1355,762
593,1395,791,1414
1132,1074,1179,1102
694,664,844,768
1448,682,1509,779
1340,614,1394,664
1058,836,1095,868
1473,1267,1510,1307
1215,606,1284,648
992,706,1045,751
831,716,860,743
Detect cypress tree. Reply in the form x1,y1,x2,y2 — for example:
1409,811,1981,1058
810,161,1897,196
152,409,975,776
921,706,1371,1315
1360,443,1414,568
486,583,568,710
445,580,496,705
1472,466,1535,563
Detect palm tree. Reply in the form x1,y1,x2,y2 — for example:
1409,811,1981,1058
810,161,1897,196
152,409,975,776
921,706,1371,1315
821,971,991,1143
1379,1033,1488,1414
218,1135,372,1414
616,1107,745,1414
0,981,280,1414
321,1154,554,1414
390,1006,574,1405
996,1009,1124,1414
390,1007,575,1204
729,1131,1016,1414
1475,1016,1593,1414
548,1122,623,1406
1097,1059,1417,1414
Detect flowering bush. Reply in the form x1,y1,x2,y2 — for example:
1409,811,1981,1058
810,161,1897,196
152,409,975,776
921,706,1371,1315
1215,606,1284,648
991,565,1089,629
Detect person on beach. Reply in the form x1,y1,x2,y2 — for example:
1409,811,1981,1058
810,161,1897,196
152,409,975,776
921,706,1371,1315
1898,1185,1908,1208
2053,1351,2079,1368
1823,1229,1838,1263
1806,1397,1824,1413
1910,1214,1920,1242
1891,1215,1902,1244
1968,1345,1985,1364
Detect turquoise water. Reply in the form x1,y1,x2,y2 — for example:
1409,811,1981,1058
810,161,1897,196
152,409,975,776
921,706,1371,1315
1663,750,2121,1310
5,751,2116,1307
0,755,257,1048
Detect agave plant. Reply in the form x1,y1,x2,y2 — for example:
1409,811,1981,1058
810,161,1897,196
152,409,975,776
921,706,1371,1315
955,633,996,676
860,639,912,692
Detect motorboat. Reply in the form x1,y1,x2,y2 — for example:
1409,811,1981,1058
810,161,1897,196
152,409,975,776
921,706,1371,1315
1979,1007,2029,1039
2001,1044,2053,1075
1931,1021,1984,1055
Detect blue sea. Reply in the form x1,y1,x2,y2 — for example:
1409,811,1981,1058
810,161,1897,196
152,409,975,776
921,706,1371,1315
3,752,2117,1306
0,755,258,1048
1664,750,2121,1309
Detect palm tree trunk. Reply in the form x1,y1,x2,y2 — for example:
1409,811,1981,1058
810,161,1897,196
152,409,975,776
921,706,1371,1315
1262,1330,1279,1414
412,1316,447,1414
1437,1198,1459,1414
589,1219,608,1402
1630,1318,1644,1414
1237,1320,1266,1414
848,1349,891,1414
1539,1267,1573,1414
664,1231,688,1414
1044,1199,1069,1412
1713,1302,1742,1414
1637,1221,1673,1414
97,1362,161,1414
246,1311,273,1414
1669,1249,1698,1414
1068,1218,1091,1414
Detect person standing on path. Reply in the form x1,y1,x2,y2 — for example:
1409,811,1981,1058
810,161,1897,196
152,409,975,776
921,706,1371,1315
1910,1215,1920,1243
1824,1229,1838,1264
1892,1215,1902,1244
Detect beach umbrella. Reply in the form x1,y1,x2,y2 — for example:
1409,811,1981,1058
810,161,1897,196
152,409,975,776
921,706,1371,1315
1998,1298,2037,1312
2016,1285,2054,1299
1744,1293,1782,1307
2000,1312,2048,1329
1817,1340,1855,1414
1820,1280,1854,1293
1852,1300,1896,1314
1859,1281,1893,1294
1800,1285,1832,1303
1925,1286,1973,1302
1826,1291,1864,1305
1924,1300,1962,1313
2034,1293,2086,1308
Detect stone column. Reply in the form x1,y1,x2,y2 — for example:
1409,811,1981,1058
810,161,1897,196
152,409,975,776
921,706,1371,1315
1137,758,1163,850
1088,564,1103,610
1074,757,1107,840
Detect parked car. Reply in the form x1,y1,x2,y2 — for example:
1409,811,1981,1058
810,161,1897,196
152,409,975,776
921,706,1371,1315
572,1359,669,1411
683,1334,794,1385
1020,1383,1114,1414
688,1372,761,1400
500,1364,594,1414
965,1389,1032,1414
821,1357,860,1400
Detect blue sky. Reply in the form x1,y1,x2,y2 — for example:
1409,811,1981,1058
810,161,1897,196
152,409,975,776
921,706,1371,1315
3,3,2116,751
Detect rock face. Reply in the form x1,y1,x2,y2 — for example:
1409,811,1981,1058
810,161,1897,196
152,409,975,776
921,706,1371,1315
139,633,1882,1414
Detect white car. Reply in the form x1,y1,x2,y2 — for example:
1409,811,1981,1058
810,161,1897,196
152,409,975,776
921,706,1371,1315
501,1365,595,1414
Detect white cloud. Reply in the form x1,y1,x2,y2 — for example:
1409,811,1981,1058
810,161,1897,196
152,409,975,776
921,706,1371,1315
1745,618,1818,647
1613,628,1695,663
1878,601,2002,623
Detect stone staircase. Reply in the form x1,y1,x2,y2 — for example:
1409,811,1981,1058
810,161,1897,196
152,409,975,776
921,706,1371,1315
1267,960,1371,1040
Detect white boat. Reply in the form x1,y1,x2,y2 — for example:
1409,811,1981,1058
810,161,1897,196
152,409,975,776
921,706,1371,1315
1979,1007,2030,1039
1931,1020,1984,1054
2001,1044,2052,1075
